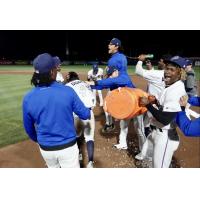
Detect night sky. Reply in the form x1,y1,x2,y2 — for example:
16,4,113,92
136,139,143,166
0,30,199,62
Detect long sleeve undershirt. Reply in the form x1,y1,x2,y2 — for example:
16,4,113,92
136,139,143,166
146,104,177,126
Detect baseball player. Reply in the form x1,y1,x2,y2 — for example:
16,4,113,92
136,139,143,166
135,54,169,100
53,56,64,83
184,59,197,97
176,96,200,136
102,38,129,133
135,54,167,160
139,56,187,168
107,38,128,74
145,59,154,70
22,53,91,168
65,71,96,168
87,63,104,106
87,65,148,150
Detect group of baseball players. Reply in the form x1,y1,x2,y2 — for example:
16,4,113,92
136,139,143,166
22,38,199,168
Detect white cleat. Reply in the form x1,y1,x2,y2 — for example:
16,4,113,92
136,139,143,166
113,144,128,150
87,161,94,168
135,152,145,161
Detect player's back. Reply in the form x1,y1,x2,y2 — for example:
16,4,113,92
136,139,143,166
66,80,95,108
23,81,90,146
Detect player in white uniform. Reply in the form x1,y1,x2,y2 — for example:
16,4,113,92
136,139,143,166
139,56,187,168
53,56,64,83
135,54,167,160
87,64,104,106
65,72,96,168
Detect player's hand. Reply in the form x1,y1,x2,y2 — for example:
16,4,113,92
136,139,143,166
179,95,188,107
148,95,157,104
138,54,146,62
139,96,150,107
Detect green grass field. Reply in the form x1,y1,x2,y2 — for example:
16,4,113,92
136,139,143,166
0,74,32,147
0,65,199,148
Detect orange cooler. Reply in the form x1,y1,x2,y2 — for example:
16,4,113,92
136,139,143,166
104,87,148,120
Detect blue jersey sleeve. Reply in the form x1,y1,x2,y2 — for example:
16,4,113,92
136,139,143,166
176,111,200,137
188,97,200,106
91,85,109,90
97,75,128,87
71,89,91,120
22,97,37,142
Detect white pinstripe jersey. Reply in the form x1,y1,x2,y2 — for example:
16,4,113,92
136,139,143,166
150,80,187,130
135,61,165,99
66,80,95,108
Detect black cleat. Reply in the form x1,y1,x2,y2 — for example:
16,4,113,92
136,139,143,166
102,123,115,133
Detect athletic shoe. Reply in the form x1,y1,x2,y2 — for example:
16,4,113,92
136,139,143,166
135,152,145,161
102,123,115,133
87,161,94,168
113,143,128,150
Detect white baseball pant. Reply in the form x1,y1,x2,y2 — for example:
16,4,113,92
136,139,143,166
118,119,129,147
92,89,104,107
118,115,146,150
153,129,179,168
74,110,95,142
133,115,146,151
39,143,80,168
140,128,179,168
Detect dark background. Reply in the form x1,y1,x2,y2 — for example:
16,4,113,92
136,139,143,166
0,30,199,62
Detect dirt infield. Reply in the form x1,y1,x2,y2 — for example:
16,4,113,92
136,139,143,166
0,71,33,75
0,73,199,168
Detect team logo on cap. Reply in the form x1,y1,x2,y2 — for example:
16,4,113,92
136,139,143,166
171,56,180,61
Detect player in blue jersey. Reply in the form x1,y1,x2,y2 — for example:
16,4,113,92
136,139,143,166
22,53,91,168
103,38,129,133
176,96,200,136
107,38,128,74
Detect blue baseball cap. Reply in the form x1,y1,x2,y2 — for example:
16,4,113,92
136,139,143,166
109,38,121,47
164,56,187,68
53,56,61,66
185,59,193,66
92,63,98,74
92,64,98,70
33,53,56,74
106,66,118,77
92,64,99,71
